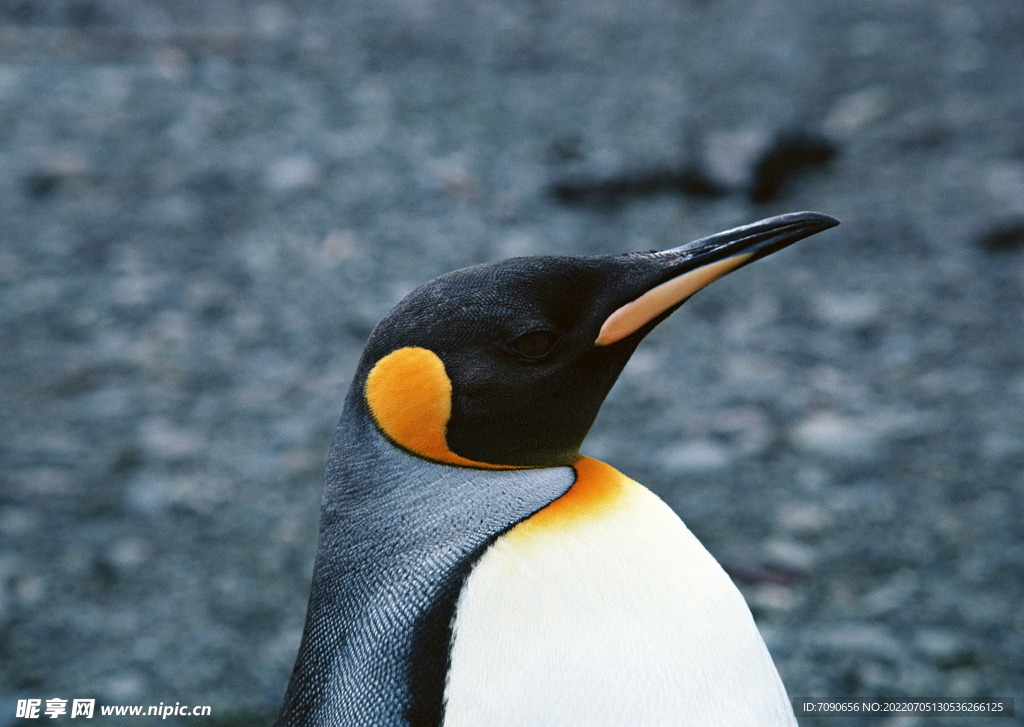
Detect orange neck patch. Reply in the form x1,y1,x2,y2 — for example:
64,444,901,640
364,346,521,470
508,456,627,540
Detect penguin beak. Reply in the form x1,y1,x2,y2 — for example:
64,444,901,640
595,211,839,346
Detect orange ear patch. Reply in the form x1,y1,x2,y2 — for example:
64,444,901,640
507,456,626,540
364,346,519,469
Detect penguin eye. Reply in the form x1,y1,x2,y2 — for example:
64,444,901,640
509,330,559,359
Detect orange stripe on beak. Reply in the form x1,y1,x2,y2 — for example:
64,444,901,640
595,253,752,346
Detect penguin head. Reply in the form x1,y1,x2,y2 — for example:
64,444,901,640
351,212,838,468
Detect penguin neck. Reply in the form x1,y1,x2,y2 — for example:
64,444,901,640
274,402,576,727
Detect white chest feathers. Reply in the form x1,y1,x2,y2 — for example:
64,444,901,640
442,458,796,727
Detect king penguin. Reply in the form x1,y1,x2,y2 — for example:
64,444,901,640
274,211,839,727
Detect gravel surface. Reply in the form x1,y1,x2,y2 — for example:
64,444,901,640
1,1,1023,725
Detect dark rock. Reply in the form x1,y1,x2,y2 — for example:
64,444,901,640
749,131,838,203
550,164,729,207
23,173,62,200
977,219,1024,252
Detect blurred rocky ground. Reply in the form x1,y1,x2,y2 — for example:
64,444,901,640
0,0,1022,725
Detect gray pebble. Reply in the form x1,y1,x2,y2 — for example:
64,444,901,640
659,439,733,474
762,538,819,574
915,628,973,668
789,412,884,461
809,622,904,661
